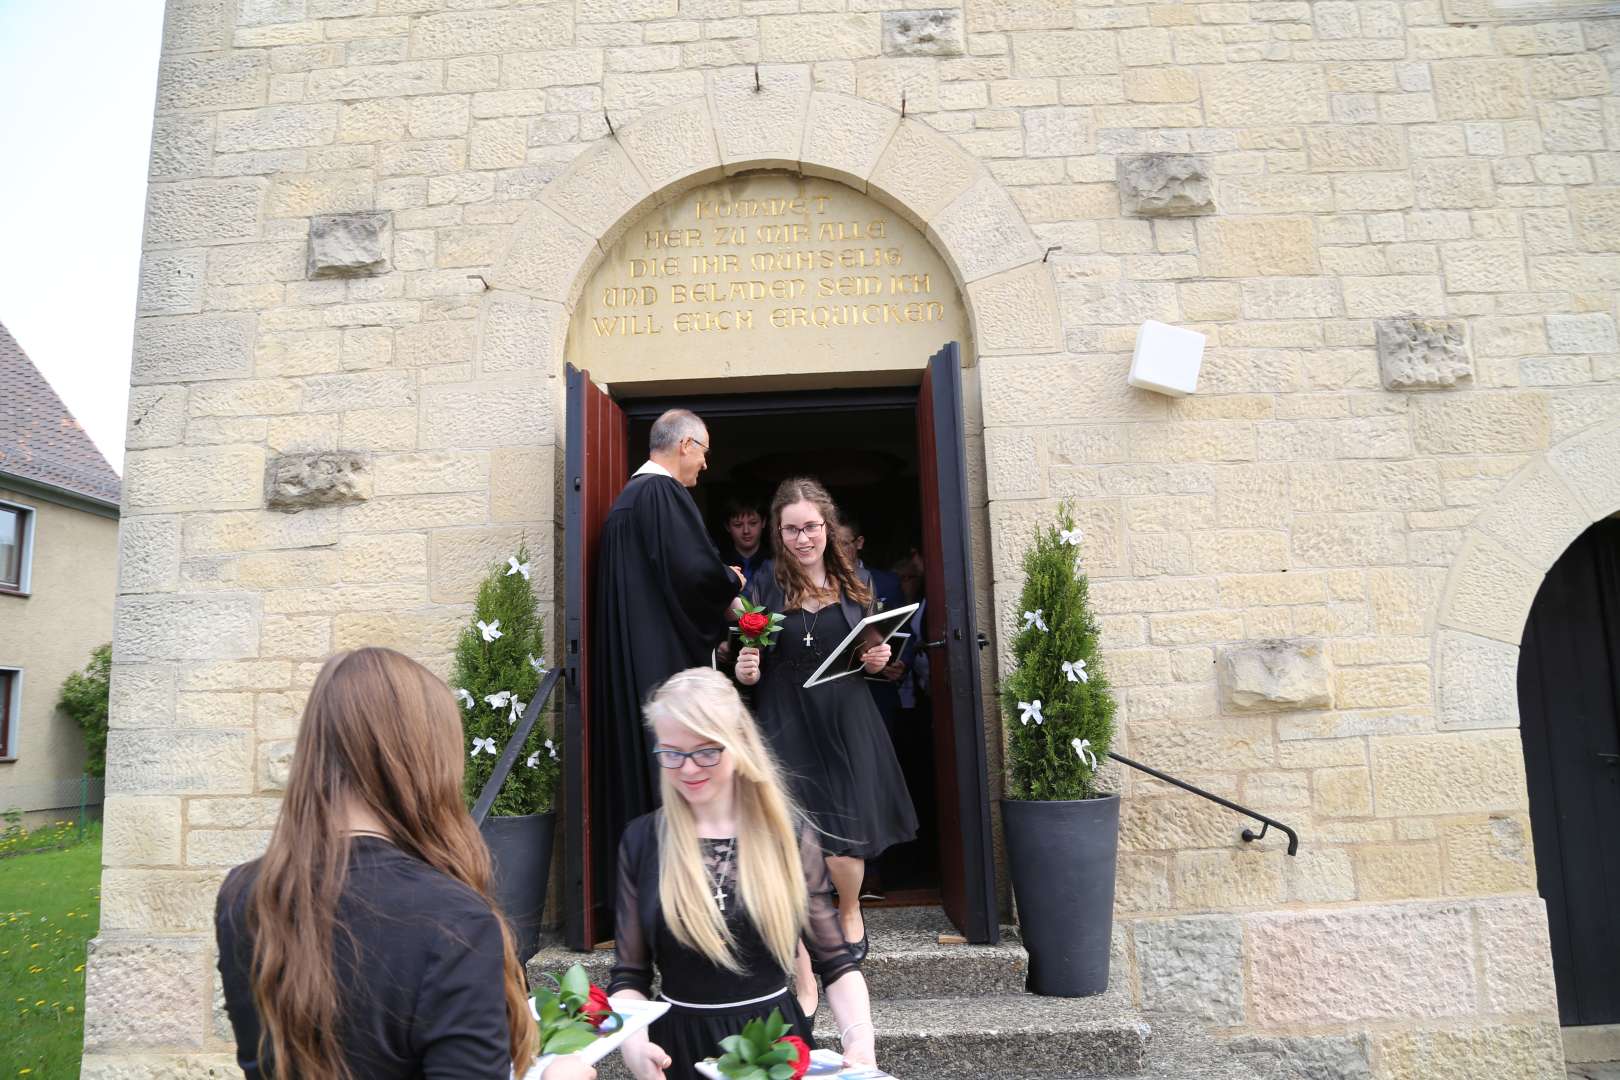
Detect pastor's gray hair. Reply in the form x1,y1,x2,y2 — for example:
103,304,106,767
649,409,706,454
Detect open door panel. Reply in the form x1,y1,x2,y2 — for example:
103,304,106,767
564,364,628,950
916,342,998,944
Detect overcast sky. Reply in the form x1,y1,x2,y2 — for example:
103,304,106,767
0,1,166,472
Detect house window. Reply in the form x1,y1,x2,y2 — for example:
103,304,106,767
0,669,17,760
0,502,33,594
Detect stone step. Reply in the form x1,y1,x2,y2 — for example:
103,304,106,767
526,906,1029,1001
1087,1015,1269,1080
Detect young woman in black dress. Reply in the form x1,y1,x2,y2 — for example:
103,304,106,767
734,478,920,960
609,668,878,1080
215,647,595,1080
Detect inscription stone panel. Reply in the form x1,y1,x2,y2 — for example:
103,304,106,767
567,173,970,385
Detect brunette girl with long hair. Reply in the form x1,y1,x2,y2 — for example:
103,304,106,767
610,668,878,1080
215,647,591,1080
733,479,919,976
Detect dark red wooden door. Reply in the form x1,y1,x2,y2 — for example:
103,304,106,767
564,364,628,950
1519,517,1620,1025
916,342,997,944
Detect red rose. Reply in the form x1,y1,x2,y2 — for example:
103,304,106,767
776,1035,811,1080
584,985,611,1028
738,611,769,637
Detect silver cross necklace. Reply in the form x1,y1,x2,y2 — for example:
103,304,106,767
706,838,735,911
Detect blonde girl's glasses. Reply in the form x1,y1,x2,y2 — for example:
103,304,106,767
652,746,725,769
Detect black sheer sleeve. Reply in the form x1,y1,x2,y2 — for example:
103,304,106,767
608,825,653,997
797,823,859,988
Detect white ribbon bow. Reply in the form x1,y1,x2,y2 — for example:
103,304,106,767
1062,659,1089,683
477,619,502,642
454,687,475,709
545,738,559,759
505,556,530,580
1018,699,1044,726
1021,609,1048,633
1072,738,1098,769
528,653,546,675
525,751,540,769
470,737,497,757
485,690,511,710
508,698,526,725
1060,527,1084,546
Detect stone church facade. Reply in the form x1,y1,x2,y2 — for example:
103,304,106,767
87,0,1620,1076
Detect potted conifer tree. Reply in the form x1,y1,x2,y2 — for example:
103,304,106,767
999,507,1119,996
453,544,559,958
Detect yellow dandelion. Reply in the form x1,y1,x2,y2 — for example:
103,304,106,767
67,1005,75,1012
33,1000,43,1006
74,964,84,972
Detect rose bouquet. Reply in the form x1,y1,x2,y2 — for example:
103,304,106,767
735,599,785,649
709,1008,811,1080
532,963,617,1055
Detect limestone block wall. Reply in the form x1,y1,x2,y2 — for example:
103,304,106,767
89,0,1620,1076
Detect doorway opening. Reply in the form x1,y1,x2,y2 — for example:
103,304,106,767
1518,516,1620,1029
623,387,942,904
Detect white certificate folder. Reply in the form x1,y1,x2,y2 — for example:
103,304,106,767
802,603,920,689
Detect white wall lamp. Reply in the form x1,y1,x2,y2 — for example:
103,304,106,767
1127,320,1206,397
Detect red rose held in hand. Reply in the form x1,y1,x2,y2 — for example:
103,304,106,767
584,984,611,1028
738,611,769,637
777,1035,811,1080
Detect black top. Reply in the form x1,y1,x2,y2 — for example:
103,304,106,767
591,472,743,935
608,811,859,1002
215,837,515,1080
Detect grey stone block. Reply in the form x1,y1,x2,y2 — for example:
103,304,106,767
1376,317,1473,390
882,9,965,56
1118,153,1215,217
307,211,389,278
1225,1033,1374,1080
1219,639,1333,712
1135,916,1246,1026
265,451,372,512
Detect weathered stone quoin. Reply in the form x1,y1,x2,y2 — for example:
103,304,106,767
93,2,1620,1076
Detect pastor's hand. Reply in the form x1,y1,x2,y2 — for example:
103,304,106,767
730,565,747,587
735,646,762,685
859,643,891,674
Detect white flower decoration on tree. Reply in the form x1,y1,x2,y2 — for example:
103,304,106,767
1021,609,1048,633
484,690,512,711
528,653,546,675
454,687,475,709
1071,738,1098,769
1062,659,1089,683
525,751,540,769
1060,526,1084,546
505,556,531,581
508,698,526,725
470,736,498,757
477,619,502,642
1018,699,1044,726
545,738,559,759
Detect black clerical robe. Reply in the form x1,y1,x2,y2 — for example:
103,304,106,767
589,470,739,932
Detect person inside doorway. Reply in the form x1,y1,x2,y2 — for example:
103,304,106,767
732,478,919,961
590,409,746,935
717,496,769,589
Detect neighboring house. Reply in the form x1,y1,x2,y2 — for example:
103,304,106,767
0,320,120,819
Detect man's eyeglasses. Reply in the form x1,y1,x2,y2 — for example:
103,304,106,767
780,522,825,541
686,437,709,454
652,746,725,769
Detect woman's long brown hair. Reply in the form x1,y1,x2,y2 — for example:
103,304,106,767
769,476,874,611
242,647,537,1079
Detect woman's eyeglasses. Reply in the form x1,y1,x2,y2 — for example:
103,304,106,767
780,522,825,541
651,746,725,769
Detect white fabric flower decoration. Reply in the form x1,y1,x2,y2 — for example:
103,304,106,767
454,687,475,709
1071,738,1098,769
1062,659,1089,684
484,690,512,710
470,736,498,757
1018,699,1044,726
505,556,531,580
528,653,546,675
525,751,540,769
477,619,502,642
1021,609,1048,633
545,738,559,759
508,698,526,725
1060,526,1084,546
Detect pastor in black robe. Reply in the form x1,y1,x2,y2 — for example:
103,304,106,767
589,468,740,933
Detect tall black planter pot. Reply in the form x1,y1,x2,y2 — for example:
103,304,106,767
480,812,555,961
1001,794,1121,997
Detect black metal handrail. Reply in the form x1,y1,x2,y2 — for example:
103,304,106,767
1108,750,1300,856
472,666,564,826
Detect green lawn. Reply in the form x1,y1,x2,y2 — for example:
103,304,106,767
0,824,102,1079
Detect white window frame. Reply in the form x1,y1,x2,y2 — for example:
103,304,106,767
0,499,36,596
0,667,20,762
